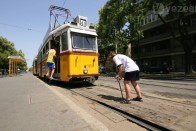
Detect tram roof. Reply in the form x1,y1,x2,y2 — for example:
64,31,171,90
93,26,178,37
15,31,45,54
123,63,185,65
38,20,97,53
50,23,97,35
8,56,25,62
42,22,96,44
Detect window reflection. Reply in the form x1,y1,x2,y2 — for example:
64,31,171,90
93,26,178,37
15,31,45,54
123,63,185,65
72,32,96,50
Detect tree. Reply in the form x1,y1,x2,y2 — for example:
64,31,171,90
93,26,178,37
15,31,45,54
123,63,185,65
17,49,27,70
145,0,196,74
0,36,17,69
0,36,27,70
97,0,144,67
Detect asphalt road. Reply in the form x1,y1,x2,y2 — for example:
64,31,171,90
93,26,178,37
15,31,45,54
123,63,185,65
95,76,196,100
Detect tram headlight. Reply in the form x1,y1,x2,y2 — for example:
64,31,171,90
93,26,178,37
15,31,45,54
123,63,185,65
83,65,88,74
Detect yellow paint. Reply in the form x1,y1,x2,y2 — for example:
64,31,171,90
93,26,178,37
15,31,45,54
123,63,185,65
60,53,98,82
60,55,69,81
39,59,47,78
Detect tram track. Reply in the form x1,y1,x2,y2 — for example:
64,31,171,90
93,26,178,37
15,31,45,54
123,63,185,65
66,83,196,131
97,84,196,108
41,77,196,131
70,87,172,131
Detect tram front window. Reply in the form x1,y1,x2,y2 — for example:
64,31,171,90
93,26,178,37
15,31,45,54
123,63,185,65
72,32,96,50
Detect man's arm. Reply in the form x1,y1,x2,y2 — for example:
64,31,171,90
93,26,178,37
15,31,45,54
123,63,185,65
53,50,56,58
116,64,123,81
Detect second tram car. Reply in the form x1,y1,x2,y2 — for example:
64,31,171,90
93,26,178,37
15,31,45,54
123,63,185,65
34,6,99,83
32,57,38,76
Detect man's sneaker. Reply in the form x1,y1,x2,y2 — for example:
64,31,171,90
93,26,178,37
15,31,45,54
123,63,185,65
132,97,143,102
120,99,131,104
49,77,54,80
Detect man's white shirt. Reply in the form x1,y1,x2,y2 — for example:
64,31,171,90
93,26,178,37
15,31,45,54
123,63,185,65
113,54,139,72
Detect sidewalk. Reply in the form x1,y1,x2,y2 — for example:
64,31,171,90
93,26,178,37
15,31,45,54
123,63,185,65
0,73,108,131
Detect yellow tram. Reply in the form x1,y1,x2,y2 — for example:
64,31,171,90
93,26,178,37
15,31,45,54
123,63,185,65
32,57,38,76
33,5,99,83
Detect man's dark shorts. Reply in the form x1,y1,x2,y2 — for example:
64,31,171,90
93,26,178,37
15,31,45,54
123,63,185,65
124,70,140,81
47,62,55,69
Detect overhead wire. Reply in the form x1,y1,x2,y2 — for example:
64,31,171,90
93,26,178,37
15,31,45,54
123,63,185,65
0,22,44,33
61,0,74,20
62,0,67,8
0,0,69,34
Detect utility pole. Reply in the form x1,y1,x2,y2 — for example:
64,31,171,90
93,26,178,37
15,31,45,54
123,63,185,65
115,42,117,53
136,31,141,68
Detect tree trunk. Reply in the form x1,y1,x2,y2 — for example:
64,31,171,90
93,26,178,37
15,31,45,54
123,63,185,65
184,48,193,74
178,16,194,74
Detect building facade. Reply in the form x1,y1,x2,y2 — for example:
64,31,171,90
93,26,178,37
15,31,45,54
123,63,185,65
131,12,196,72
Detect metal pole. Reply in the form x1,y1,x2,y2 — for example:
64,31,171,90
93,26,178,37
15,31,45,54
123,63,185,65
9,59,10,76
118,81,124,99
14,61,15,75
11,59,13,76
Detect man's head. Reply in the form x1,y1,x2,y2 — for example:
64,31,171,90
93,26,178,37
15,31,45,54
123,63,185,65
51,45,57,50
108,50,116,59
108,45,116,59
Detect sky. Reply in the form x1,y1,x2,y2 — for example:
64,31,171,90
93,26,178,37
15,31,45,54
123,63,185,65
0,0,108,68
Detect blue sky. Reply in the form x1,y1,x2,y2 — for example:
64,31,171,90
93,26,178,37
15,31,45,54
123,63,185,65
0,0,107,68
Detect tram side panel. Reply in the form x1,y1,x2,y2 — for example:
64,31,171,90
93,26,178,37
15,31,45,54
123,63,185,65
41,59,47,78
37,63,41,77
33,60,38,75
60,53,70,81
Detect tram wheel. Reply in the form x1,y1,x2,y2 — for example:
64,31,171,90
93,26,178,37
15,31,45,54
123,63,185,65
87,76,96,84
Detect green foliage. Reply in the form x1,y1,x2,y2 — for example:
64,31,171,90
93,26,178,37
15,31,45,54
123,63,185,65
0,36,17,69
97,0,145,41
97,0,145,70
17,49,27,70
0,36,27,70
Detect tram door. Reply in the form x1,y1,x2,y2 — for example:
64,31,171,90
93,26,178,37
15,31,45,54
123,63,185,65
52,37,60,79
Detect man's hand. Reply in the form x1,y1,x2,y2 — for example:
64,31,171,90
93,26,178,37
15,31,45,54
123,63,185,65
115,75,122,81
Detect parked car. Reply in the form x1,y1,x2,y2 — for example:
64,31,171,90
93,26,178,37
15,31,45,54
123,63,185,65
99,66,106,74
142,66,172,74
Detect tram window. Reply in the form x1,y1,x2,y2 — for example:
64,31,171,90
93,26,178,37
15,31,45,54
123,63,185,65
62,32,68,51
46,43,49,52
80,19,86,27
72,32,96,50
43,47,45,55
